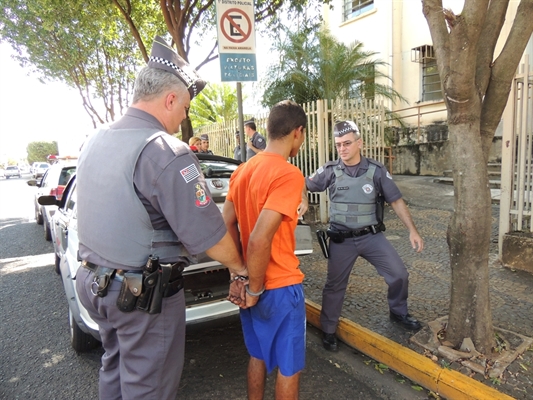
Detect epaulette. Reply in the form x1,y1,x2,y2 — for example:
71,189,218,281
367,158,385,169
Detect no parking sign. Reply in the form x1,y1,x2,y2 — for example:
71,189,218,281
216,1,257,82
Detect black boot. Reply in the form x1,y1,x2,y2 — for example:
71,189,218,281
322,332,338,352
389,312,421,330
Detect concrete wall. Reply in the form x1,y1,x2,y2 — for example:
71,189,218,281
502,233,533,274
388,124,502,175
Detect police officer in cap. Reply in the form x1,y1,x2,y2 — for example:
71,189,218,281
244,118,266,160
304,121,424,352
75,36,247,399
198,133,213,154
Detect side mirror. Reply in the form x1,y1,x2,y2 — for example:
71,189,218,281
27,179,38,187
38,195,60,206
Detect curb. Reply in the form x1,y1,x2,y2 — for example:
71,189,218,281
305,299,513,400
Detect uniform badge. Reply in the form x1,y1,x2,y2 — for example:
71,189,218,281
317,166,324,174
386,171,393,180
180,164,200,183
362,184,374,194
194,183,211,207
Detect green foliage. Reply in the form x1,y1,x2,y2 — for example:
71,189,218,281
26,141,58,164
189,83,240,129
0,0,160,125
261,24,405,107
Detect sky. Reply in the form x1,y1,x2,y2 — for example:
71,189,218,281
0,42,94,163
0,28,268,164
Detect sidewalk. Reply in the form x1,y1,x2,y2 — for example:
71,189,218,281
302,175,533,399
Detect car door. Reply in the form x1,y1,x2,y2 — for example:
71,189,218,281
55,177,77,263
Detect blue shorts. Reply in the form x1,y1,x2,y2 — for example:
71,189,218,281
240,284,306,376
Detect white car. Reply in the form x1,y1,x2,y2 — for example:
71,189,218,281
5,165,22,178
39,154,313,352
28,161,77,241
32,162,50,179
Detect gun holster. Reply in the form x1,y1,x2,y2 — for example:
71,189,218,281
316,230,330,258
116,258,185,315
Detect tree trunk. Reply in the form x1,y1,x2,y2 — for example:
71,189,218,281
181,118,194,143
446,117,495,355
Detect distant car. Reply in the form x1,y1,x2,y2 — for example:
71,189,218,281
27,161,77,241
38,154,313,352
5,165,22,179
33,162,50,179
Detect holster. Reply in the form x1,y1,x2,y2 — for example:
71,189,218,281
116,272,143,313
326,228,345,244
117,257,186,315
316,230,329,258
93,266,116,298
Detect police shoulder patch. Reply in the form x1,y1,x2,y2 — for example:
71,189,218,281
386,171,393,180
194,183,211,207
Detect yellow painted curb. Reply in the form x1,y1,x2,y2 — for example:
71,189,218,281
305,299,514,400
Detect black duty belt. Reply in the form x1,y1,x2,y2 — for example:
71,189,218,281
333,225,380,238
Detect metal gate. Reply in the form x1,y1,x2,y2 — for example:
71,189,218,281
499,57,533,254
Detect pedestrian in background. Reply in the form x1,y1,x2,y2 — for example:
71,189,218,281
75,36,246,400
244,118,266,160
189,136,201,153
233,130,246,161
223,100,308,399
305,120,424,352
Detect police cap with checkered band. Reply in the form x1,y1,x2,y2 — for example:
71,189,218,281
148,36,206,100
333,120,360,138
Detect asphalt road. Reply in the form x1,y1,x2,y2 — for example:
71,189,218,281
0,175,430,399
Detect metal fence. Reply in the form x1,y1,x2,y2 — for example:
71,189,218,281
197,98,386,223
499,57,533,252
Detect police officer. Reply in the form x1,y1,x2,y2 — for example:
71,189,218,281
305,121,424,352
75,36,246,399
233,130,245,161
244,118,266,160
198,133,213,154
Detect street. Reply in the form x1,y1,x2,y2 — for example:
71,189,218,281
0,176,429,399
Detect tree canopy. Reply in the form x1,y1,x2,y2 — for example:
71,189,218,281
261,25,403,107
26,141,58,165
189,83,240,129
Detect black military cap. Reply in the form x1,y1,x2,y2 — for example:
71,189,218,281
333,120,360,137
148,36,206,100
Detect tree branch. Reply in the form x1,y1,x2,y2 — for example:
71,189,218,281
480,0,533,151
112,0,148,62
475,0,509,96
195,41,219,71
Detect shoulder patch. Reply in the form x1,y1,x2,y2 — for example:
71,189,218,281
194,183,211,207
386,171,393,180
180,164,200,183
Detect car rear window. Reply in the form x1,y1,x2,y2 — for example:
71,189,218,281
58,167,76,185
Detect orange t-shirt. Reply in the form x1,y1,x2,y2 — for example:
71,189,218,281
227,152,305,289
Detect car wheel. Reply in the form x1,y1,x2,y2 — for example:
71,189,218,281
44,218,52,241
54,254,61,275
69,308,100,353
35,205,43,225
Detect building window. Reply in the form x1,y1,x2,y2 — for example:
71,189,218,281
343,0,374,22
422,59,442,101
411,45,442,102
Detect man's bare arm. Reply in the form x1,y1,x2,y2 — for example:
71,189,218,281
245,209,283,307
390,198,424,253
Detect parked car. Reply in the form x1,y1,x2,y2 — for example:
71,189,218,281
5,165,22,179
28,160,77,241
38,154,313,352
32,162,50,179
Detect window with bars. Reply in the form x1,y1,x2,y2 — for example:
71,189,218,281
343,0,374,22
422,58,442,101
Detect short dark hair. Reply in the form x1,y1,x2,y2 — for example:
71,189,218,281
267,100,307,140
244,121,256,131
